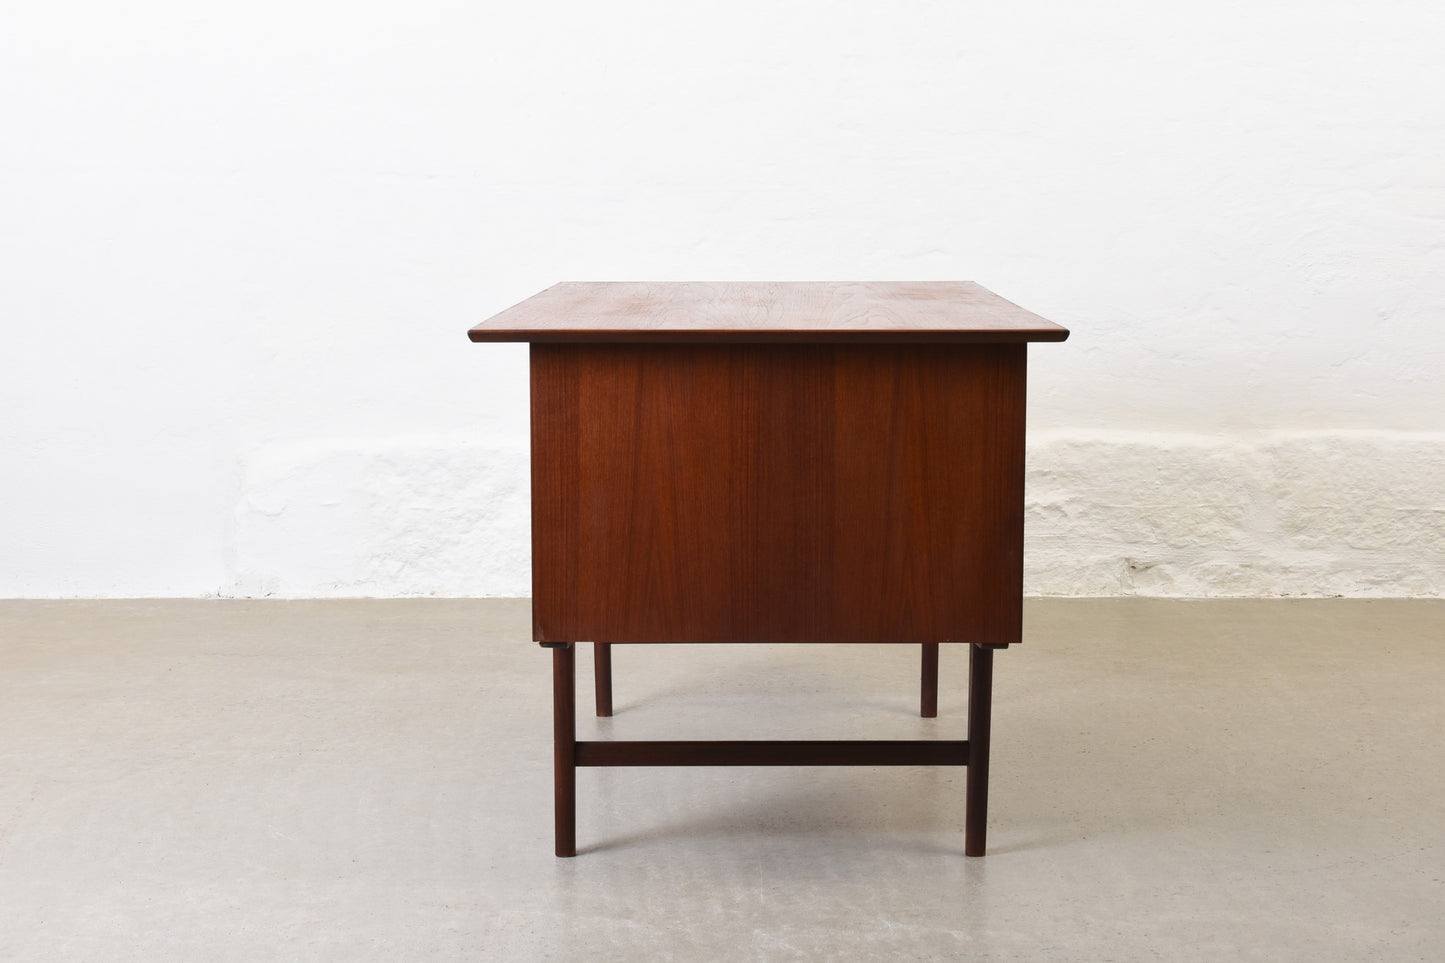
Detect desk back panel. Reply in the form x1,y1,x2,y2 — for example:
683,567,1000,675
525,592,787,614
530,343,1026,645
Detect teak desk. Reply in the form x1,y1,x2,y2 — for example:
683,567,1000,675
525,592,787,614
469,282,1068,857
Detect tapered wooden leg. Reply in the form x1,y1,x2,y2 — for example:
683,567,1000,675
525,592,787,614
964,643,994,857
920,643,939,718
548,642,577,857
594,642,613,717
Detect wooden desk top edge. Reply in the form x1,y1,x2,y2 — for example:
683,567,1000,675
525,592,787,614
469,281,1069,343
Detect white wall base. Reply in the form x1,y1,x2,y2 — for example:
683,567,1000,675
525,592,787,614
232,429,1445,599
1025,430,1445,597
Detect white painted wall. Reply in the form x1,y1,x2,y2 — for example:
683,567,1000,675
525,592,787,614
3,1,1442,598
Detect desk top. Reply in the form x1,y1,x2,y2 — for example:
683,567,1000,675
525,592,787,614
469,282,1068,343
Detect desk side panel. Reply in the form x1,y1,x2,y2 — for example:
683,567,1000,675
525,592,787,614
529,343,1025,644
530,346,580,642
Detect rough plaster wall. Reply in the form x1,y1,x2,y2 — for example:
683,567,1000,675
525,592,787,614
3,2,1444,597
1027,431,1445,598
233,434,531,598
231,430,1445,598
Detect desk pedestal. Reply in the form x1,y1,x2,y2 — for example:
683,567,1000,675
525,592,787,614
530,342,1025,857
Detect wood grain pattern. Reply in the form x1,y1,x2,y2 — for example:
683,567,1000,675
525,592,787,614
530,342,1027,645
473,282,1068,343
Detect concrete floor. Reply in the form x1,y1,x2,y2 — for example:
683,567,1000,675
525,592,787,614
0,599,1441,961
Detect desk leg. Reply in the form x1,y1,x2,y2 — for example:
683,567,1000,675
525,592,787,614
965,643,994,857
594,643,613,717
546,642,577,857
920,643,939,717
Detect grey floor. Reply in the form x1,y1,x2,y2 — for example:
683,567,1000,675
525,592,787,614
0,600,1441,961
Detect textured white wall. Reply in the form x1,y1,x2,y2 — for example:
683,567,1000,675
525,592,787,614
3,2,1443,597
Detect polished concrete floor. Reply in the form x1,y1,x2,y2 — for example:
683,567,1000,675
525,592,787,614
0,599,1440,960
